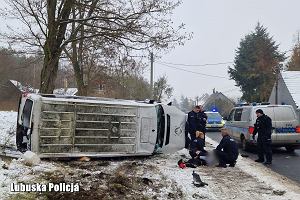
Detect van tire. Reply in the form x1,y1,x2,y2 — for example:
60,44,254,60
285,146,295,153
241,136,250,151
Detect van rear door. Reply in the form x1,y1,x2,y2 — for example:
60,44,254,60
272,106,299,144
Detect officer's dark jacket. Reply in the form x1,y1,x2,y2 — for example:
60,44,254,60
216,135,239,160
190,138,207,158
187,111,207,134
253,114,272,140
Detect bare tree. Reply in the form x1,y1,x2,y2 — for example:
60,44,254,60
2,0,190,95
2,0,75,93
62,0,190,95
0,48,43,88
153,75,173,101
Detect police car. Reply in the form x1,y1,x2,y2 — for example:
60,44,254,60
205,111,225,131
225,103,300,152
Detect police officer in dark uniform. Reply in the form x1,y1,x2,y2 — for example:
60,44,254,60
214,128,239,168
198,106,208,135
185,106,207,148
252,109,273,165
188,131,208,166
189,131,207,158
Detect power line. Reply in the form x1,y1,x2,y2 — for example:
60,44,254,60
157,62,229,79
222,88,239,93
156,61,233,67
157,48,294,68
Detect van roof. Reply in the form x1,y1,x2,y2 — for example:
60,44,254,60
26,93,156,107
234,105,293,109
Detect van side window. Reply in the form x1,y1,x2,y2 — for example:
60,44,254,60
234,108,243,121
274,107,296,121
22,99,33,128
241,108,250,121
228,109,235,121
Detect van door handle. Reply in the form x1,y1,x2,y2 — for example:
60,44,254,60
152,129,155,132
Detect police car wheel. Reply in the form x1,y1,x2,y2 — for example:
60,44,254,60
241,137,250,151
285,146,295,153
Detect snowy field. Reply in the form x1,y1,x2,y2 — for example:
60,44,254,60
0,111,17,147
1,111,300,199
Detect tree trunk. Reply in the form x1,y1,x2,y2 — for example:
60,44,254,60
40,51,61,94
73,60,88,96
39,0,75,94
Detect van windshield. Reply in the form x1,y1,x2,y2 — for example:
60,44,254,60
155,105,165,148
22,99,33,128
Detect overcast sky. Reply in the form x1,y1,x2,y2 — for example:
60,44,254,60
1,1,300,102
150,0,300,101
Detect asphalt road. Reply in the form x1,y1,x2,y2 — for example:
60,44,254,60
206,131,300,184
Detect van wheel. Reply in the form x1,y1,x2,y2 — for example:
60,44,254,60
241,136,250,151
285,146,295,153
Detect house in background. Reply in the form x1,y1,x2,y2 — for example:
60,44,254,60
0,80,23,111
203,90,235,118
269,71,300,120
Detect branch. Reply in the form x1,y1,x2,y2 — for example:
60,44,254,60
26,0,47,37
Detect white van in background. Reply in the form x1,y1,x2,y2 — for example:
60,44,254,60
225,104,300,152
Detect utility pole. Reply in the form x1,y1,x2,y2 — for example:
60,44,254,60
195,96,200,106
275,65,280,104
150,52,154,98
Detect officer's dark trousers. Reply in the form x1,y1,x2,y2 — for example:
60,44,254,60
257,139,272,162
215,150,236,165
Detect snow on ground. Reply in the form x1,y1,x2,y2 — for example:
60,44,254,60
0,111,300,199
206,137,300,199
0,111,17,147
148,144,300,200
0,158,59,199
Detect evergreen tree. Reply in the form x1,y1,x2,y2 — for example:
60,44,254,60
286,41,300,71
228,23,285,102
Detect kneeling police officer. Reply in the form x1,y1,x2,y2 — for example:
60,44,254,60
214,128,239,168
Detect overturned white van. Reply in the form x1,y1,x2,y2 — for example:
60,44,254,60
16,94,186,158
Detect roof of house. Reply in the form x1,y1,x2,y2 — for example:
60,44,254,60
203,92,235,106
281,71,300,107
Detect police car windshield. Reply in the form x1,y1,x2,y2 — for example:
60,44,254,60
206,112,222,120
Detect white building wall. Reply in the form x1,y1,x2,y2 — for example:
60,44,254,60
269,73,297,110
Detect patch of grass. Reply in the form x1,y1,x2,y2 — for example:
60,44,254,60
8,192,39,200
